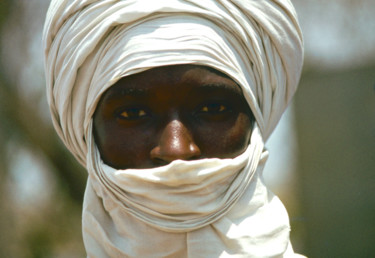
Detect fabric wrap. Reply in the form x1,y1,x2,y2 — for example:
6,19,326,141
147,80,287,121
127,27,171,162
43,0,304,257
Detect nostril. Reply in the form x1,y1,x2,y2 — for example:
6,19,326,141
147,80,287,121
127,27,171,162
152,157,170,166
150,142,202,164
188,143,201,158
151,148,200,163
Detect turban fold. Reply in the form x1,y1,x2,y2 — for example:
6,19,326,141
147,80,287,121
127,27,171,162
43,0,304,257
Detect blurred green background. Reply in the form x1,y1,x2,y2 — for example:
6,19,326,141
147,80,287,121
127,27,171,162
0,0,374,257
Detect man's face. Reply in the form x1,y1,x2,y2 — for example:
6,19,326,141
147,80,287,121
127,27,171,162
93,64,253,169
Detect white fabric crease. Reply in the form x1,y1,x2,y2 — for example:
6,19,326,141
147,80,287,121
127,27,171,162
43,0,304,257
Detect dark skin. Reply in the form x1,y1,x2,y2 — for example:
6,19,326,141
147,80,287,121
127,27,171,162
93,64,254,169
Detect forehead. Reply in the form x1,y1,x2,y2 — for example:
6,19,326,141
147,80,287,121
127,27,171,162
101,64,243,101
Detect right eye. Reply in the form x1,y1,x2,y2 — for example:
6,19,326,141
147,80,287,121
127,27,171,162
117,107,148,120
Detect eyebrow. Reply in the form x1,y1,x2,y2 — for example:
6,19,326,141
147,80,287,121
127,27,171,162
103,81,243,101
195,82,243,95
105,87,150,100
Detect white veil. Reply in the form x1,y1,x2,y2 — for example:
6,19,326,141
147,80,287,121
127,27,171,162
43,1,304,257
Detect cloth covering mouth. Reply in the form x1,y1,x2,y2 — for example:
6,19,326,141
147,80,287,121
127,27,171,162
87,123,264,233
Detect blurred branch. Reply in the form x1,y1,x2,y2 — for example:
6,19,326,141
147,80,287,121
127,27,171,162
0,72,86,203
0,105,13,258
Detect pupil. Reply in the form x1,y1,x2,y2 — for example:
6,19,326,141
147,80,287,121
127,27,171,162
207,103,224,112
122,108,144,118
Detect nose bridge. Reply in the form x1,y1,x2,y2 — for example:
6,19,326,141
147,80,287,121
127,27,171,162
150,117,201,163
162,119,190,148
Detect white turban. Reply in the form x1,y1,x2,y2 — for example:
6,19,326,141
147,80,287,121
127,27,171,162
43,0,304,257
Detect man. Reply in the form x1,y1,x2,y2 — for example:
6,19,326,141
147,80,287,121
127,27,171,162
43,0,304,257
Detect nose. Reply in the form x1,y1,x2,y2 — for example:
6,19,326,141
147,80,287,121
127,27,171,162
150,119,201,165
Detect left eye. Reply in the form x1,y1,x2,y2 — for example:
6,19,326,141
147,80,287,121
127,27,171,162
118,108,148,120
200,103,228,113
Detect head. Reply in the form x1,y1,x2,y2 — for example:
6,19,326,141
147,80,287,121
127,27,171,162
43,0,303,168
43,0,304,253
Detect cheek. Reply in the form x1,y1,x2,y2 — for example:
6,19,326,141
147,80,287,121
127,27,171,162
227,113,252,151
194,113,252,158
93,119,157,169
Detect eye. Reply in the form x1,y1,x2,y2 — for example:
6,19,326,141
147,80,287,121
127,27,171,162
117,107,148,120
200,103,228,114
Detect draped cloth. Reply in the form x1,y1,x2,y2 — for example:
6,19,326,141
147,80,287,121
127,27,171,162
43,0,304,257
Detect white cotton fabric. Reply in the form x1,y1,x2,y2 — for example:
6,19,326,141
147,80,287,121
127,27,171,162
43,0,304,257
